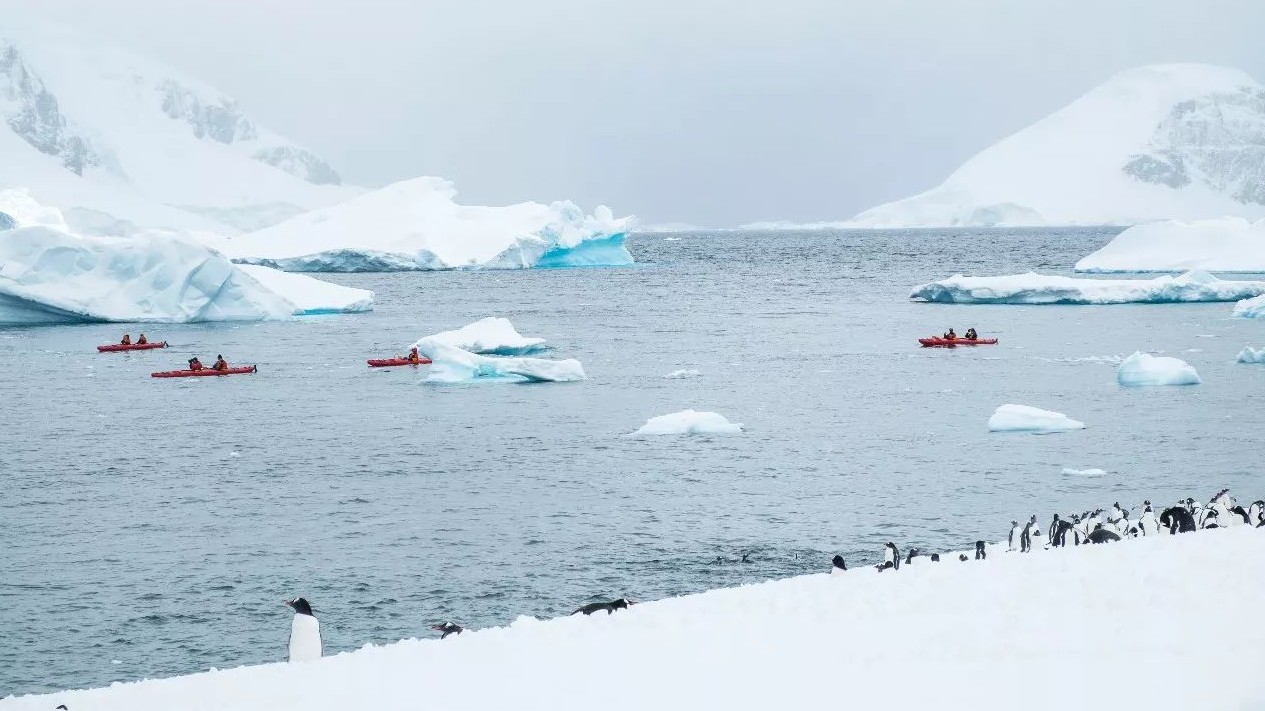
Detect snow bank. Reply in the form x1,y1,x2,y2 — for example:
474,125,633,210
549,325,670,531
418,342,585,384
1116,352,1201,386
910,270,1265,304
411,318,546,356
631,410,743,435
1233,294,1265,318
213,177,633,272
848,64,1265,227
1075,218,1265,272
7,527,1264,711
1237,347,1265,364
0,226,372,325
988,404,1085,433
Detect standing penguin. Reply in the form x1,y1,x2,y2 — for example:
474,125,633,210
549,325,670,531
831,555,848,574
877,542,900,572
1138,502,1159,536
285,597,322,662
1007,520,1020,551
1020,515,1037,553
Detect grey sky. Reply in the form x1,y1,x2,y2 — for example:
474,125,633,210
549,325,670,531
8,0,1265,226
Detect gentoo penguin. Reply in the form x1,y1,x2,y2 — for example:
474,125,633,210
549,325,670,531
573,598,633,615
831,555,848,574
1109,502,1127,526
1007,520,1020,551
1159,506,1197,534
1020,515,1037,552
905,548,920,565
285,597,321,662
1229,505,1251,525
1087,524,1121,544
1138,502,1159,536
958,553,968,561
876,542,900,572
930,553,940,562
974,541,986,560
1249,500,1265,527
1052,517,1077,547
432,622,464,639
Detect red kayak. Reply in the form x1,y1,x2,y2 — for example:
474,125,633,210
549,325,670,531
919,337,999,347
367,357,431,367
98,341,168,352
152,365,257,378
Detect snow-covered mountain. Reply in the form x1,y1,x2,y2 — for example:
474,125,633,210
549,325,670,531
849,64,1265,227
0,22,357,234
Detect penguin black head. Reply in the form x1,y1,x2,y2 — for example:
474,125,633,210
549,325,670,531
56,706,68,710
831,554,847,571
285,597,314,616
1011,520,1017,527
930,553,940,562
958,554,968,561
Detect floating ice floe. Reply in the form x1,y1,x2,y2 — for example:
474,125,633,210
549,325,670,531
631,410,743,436
212,177,633,272
664,369,701,379
1116,352,1201,386
419,342,585,384
1075,217,1265,272
1232,294,1265,318
1062,467,1108,477
1237,347,1265,364
988,404,1085,433
412,317,547,355
0,225,372,325
910,270,1265,305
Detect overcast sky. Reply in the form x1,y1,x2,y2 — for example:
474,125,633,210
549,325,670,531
7,0,1265,226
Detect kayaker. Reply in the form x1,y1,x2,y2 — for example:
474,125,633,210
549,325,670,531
946,328,957,340
212,354,229,371
407,346,421,364
137,333,148,345
964,327,977,340
120,334,132,345
188,357,204,371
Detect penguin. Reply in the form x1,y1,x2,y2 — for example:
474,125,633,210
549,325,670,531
1229,505,1250,525
1108,502,1127,526
831,555,847,574
285,597,321,662
432,622,464,639
875,542,900,572
573,598,632,615
1020,515,1037,552
905,548,920,565
974,540,986,560
958,553,969,561
1159,506,1197,534
1087,524,1121,544
1138,502,1159,536
930,553,940,562
56,706,68,710
1047,514,1061,547
1250,500,1265,527
1052,517,1077,547
1007,520,1019,551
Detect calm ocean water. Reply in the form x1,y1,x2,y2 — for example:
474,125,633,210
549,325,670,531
3,227,1263,695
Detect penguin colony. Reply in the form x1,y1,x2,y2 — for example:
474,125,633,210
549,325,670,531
261,489,1265,667
829,488,1265,575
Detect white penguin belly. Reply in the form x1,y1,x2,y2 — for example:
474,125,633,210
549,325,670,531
289,614,322,662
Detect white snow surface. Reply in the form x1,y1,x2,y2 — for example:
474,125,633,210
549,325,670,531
911,270,1265,304
631,410,743,435
1237,347,1265,363
1076,218,1265,272
848,64,1265,227
988,404,1085,433
411,317,546,356
1116,352,1202,386
0,22,357,234
1233,294,1265,318
0,225,371,325
212,177,632,272
418,342,585,384
6,526,1264,711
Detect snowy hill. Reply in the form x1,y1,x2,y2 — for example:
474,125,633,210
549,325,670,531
0,22,356,234
849,64,1265,227
1075,217,1265,272
2,526,1262,710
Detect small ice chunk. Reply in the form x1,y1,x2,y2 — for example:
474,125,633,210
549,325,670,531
1116,352,1201,386
631,410,743,436
1233,294,1265,318
1237,347,1265,364
664,369,701,379
1063,467,1108,477
988,404,1085,433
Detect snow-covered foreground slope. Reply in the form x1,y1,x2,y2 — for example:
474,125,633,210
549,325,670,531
910,270,1265,304
850,64,1265,227
0,226,371,325
6,527,1264,711
0,22,355,233
215,177,632,272
1076,217,1265,272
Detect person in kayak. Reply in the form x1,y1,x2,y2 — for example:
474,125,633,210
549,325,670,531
212,354,229,371
120,334,132,345
137,333,148,345
188,357,204,371
406,346,422,364
964,327,977,340
943,328,957,340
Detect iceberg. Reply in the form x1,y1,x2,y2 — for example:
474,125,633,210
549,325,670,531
1075,218,1265,273
1237,347,1265,364
0,225,372,326
631,410,743,436
1116,352,1201,386
212,177,633,272
412,317,546,356
664,369,701,379
848,65,1265,227
988,404,1085,433
418,342,585,384
1062,468,1108,477
1233,294,1265,318
910,270,1265,305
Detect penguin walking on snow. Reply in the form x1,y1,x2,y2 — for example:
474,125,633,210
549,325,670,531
876,542,900,572
285,597,322,662
1007,520,1019,551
